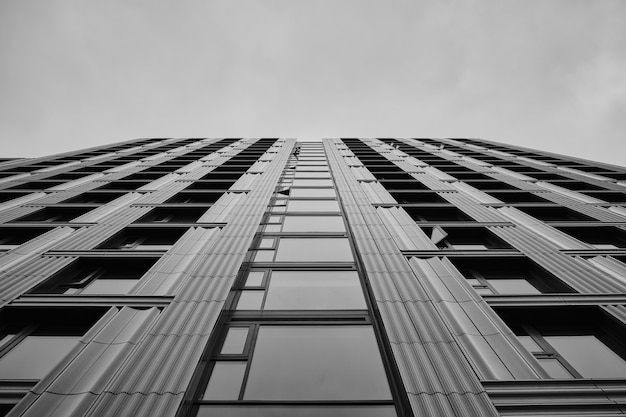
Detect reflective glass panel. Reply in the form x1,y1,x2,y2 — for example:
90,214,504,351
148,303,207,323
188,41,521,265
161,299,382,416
236,291,264,310
221,328,249,354
245,271,265,287
0,336,79,379
275,238,353,262
287,200,340,212
282,216,345,233
290,188,336,198
537,358,573,379
292,179,333,187
517,335,542,352
264,271,366,310
203,362,247,400
80,279,137,294
294,172,330,178
244,326,392,400
545,335,626,378
488,279,541,294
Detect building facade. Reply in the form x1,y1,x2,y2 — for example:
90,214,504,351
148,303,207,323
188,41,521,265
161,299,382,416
0,137,625,417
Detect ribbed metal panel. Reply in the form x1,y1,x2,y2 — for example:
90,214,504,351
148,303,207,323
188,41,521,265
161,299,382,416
65,139,292,417
328,141,500,417
197,192,247,223
376,207,437,250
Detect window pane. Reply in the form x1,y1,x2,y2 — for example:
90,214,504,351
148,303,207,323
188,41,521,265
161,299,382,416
236,291,264,310
290,188,336,198
0,336,79,379
245,271,265,287
287,200,340,213
294,172,330,178
295,166,329,171
203,362,247,400
517,335,542,352
449,244,488,250
292,179,333,187
244,326,392,400
197,405,397,417
282,216,345,233
537,358,574,379
488,279,541,294
80,279,137,294
253,251,275,262
545,335,626,378
258,238,275,249
221,328,249,354
264,271,366,310
275,239,353,262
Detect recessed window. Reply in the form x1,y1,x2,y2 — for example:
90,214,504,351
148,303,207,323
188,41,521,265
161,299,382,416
282,216,345,233
450,257,573,294
404,206,473,222
499,307,626,379
97,227,187,250
0,227,52,250
423,226,511,250
135,207,208,223
516,206,596,222
275,238,353,262
0,308,104,380
10,207,93,223
555,226,626,249
30,257,158,294
63,192,124,204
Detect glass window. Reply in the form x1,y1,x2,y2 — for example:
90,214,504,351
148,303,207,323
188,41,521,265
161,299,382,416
275,238,353,262
545,335,626,378
292,179,333,187
488,279,541,294
295,166,329,171
243,326,392,400
287,200,340,213
203,362,247,400
236,291,264,310
79,279,138,295
294,172,330,178
245,271,265,287
221,328,249,354
0,336,80,379
290,188,336,198
264,271,366,310
282,216,345,233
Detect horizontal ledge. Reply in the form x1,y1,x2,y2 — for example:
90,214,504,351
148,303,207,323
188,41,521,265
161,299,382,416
403,250,522,257
11,295,174,308
485,293,626,307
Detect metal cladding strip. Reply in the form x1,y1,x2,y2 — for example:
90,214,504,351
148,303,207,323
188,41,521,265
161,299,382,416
0,205,42,224
0,192,47,213
0,255,74,307
496,207,590,249
328,140,499,417
133,227,222,296
15,308,163,417
196,192,248,223
75,139,291,417
491,226,626,293
586,255,626,288
376,206,437,250
72,193,145,223
407,257,541,380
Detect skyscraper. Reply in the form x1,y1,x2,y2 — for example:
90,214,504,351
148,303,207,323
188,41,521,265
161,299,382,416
0,137,625,417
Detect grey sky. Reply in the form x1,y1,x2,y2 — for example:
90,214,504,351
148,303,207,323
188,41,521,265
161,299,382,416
1,0,625,166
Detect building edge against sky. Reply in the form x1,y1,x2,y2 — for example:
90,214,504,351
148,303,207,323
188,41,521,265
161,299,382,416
0,137,625,416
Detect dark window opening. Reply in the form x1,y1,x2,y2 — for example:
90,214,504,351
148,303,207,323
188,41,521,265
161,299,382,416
515,206,596,222
485,191,550,204
404,206,473,222
449,257,574,295
0,192,30,204
165,192,223,204
10,207,92,223
497,307,626,379
555,226,626,249
135,207,208,223
96,181,151,190
63,192,124,204
421,226,511,250
389,191,447,204
464,180,519,191
0,227,53,249
30,257,158,294
580,191,626,203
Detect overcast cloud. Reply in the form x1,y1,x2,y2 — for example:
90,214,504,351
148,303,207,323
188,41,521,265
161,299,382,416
0,0,625,166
